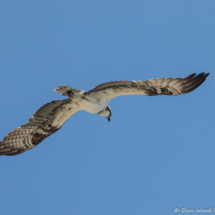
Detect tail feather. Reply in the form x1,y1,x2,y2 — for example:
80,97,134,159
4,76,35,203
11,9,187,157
54,86,80,97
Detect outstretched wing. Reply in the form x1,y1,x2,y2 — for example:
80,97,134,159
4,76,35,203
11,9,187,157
87,73,209,101
0,99,81,156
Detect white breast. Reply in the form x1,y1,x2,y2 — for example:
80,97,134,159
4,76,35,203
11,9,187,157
74,95,108,114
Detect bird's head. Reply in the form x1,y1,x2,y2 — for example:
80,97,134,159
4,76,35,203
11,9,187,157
98,106,112,122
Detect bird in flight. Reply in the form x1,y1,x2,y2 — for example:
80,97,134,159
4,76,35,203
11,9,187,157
0,73,209,155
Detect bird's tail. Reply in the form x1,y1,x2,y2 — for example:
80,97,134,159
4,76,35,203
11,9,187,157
54,86,81,97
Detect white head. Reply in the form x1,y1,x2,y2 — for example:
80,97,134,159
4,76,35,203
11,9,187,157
98,106,112,122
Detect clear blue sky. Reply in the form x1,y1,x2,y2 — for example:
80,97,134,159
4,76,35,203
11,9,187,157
0,1,214,214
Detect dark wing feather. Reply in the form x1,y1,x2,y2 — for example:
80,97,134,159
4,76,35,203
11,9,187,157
87,73,209,101
0,99,81,156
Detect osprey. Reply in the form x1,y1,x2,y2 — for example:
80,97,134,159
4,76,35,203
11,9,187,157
0,73,209,155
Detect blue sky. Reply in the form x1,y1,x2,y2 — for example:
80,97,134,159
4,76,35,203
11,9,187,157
0,1,214,214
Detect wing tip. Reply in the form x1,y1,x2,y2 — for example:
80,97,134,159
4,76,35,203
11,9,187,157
205,72,210,78
181,72,209,94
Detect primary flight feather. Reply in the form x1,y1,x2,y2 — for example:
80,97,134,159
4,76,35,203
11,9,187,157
0,73,209,155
